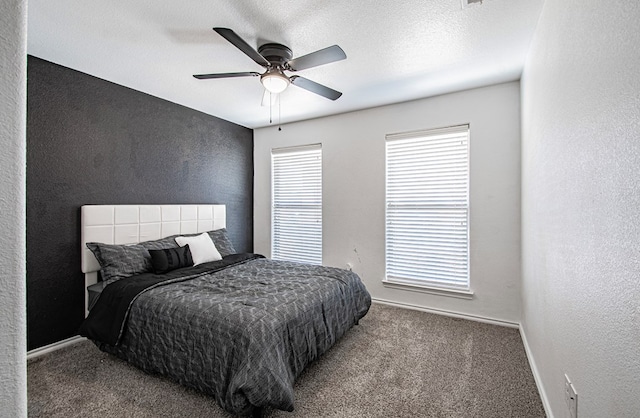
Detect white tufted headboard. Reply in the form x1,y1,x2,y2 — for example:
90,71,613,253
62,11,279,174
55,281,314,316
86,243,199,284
81,204,226,313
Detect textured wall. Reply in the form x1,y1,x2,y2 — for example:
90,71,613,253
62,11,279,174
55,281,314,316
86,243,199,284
255,82,522,324
0,0,27,414
27,56,253,350
521,0,640,416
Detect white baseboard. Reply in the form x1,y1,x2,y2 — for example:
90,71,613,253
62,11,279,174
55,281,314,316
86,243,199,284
27,335,86,360
371,298,519,328
519,326,553,418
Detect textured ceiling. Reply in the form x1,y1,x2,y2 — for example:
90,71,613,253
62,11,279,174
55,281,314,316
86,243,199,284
27,0,544,129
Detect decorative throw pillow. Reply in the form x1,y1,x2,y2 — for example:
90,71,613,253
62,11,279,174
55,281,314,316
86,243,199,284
207,228,237,257
149,245,194,274
175,233,222,265
163,229,236,257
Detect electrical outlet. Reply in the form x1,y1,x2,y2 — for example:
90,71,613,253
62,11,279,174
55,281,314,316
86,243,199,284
564,374,578,418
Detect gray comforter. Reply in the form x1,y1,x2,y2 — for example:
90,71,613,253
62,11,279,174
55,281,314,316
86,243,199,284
97,257,371,416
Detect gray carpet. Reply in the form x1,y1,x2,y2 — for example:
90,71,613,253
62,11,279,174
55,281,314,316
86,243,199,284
28,303,545,417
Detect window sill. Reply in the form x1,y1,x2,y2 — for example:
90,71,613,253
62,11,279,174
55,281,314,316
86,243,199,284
382,280,474,300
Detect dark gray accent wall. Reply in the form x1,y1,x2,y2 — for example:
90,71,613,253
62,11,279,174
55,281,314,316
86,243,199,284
26,56,253,350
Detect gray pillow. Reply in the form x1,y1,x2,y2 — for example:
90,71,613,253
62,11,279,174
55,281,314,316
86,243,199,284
207,228,236,257
86,236,179,284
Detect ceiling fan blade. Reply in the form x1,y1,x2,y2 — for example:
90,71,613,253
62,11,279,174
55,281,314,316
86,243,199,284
290,76,342,100
193,72,260,80
213,28,270,67
287,45,346,71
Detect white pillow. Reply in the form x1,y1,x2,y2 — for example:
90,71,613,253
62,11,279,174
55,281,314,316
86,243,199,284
175,233,222,265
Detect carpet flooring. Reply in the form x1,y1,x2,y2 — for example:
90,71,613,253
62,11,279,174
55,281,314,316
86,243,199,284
28,303,545,417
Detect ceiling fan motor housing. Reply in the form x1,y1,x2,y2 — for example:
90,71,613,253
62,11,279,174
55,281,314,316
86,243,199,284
258,43,293,67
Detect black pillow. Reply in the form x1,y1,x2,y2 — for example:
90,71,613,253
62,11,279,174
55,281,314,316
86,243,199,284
149,245,194,274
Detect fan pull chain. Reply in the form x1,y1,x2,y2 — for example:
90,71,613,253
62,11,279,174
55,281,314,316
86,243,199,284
269,92,273,124
278,95,282,131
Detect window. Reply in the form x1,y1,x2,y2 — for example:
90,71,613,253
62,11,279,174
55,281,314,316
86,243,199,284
271,144,322,265
385,125,470,294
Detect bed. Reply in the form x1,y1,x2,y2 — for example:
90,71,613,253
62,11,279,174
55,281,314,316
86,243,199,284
78,204,371,416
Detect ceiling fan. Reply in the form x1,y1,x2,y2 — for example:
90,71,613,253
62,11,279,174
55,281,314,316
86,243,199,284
194,28,346,101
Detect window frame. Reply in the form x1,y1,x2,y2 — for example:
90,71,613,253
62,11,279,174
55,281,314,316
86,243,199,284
271,144,323,265
383,125,473,299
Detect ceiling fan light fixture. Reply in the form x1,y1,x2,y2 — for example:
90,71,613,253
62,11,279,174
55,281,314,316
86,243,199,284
261,69,290,94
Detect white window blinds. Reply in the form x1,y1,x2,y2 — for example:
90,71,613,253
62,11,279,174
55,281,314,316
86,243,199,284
385,125,470,291
271,144,322,265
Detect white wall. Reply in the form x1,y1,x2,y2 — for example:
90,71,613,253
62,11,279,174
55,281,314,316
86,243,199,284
255,82,522,324
0,0,28,416
521,0,640,417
